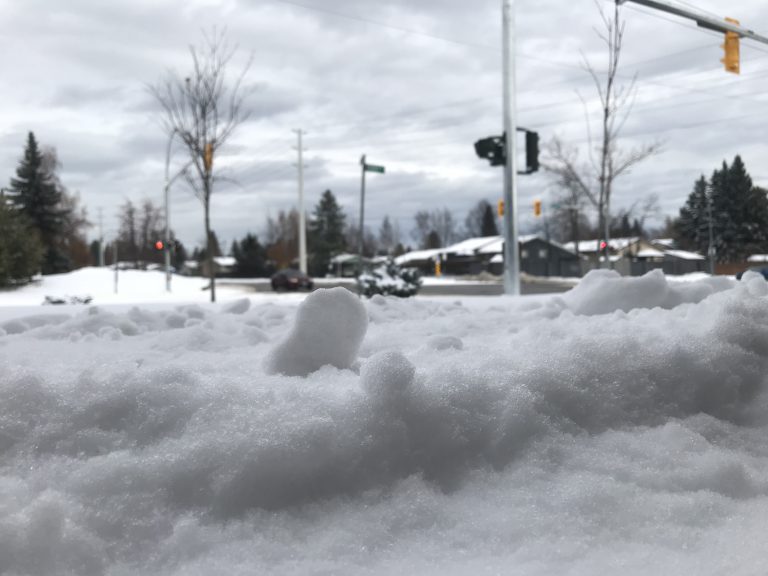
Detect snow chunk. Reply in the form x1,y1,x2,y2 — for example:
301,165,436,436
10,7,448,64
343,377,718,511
563,269,731,315
360,351,415,406
265,288,368,376
222,298,250,315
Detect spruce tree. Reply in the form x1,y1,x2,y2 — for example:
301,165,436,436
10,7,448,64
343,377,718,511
232,233,269,277
675,156,768,263
308,190,346,276
675,176,710,253
0,200,43,286
7,132,68,274
480,203,499,236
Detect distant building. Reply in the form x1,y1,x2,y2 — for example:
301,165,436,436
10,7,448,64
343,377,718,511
394,235,582,278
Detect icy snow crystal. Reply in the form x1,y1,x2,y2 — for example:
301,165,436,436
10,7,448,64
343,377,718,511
265,287,368,376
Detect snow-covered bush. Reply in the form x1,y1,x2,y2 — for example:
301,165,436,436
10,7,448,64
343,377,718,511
358,260,421,298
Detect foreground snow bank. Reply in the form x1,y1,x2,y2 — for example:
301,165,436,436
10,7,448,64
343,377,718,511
3,270,768,575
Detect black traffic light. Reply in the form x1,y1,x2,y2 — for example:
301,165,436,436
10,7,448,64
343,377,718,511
525,130,539,174
474,135,506,166
474,129,539,174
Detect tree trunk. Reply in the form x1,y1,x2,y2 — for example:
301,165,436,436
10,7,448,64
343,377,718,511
205,186,216,303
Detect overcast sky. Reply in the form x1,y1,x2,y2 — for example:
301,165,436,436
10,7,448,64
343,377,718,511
2,0,768,250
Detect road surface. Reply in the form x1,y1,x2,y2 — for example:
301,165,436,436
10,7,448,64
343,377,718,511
219,277,576,296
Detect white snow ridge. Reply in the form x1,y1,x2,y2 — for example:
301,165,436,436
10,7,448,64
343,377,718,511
3,270,768,575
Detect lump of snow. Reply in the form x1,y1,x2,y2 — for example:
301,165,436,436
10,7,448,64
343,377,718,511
265,288,368,376
360,351,415,406
426,335,463,351
223,298,250,315
563,269,731,315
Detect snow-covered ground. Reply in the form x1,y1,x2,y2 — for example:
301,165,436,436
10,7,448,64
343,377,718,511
2,267,768,575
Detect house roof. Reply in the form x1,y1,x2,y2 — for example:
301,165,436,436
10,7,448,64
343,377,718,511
666,249,705,261
394,248,444,265
214,256,236,267
444,236,502,255
636,248,666,259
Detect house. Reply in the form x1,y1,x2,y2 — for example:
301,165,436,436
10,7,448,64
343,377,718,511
329,253,391,277
394,235,582,278
183,256,237,277
480,236,582,277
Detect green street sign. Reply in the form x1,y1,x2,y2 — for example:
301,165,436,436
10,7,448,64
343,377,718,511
364,164,385,174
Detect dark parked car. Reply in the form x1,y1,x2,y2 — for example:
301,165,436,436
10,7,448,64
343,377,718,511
270,268,314,291
736,267,768,280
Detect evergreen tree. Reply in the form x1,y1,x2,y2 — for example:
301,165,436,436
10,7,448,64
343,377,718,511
674,156,768,262
480,203,499,236
7,133,69,274
675,176,710,253
308,190,346,276
378,215,396,255
232,233,270,277
0,200,43,286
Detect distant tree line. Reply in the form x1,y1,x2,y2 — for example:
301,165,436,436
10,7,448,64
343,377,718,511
208,191,508,279
672,155,768,263
0,132,90,287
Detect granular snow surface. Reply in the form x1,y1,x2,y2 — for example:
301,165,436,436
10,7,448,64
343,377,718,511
2,268,768,575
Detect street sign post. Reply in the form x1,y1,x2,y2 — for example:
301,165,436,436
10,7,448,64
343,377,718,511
357,156,386,291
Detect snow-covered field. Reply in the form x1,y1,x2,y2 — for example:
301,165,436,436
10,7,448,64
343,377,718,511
2,267,768,575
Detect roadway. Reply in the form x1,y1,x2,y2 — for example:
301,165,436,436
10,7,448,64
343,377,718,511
219,277,576,296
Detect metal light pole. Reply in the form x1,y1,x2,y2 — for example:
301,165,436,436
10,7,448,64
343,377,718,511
294,129,307,274
357,154,367,285
164,129,178,292
501,0,520,295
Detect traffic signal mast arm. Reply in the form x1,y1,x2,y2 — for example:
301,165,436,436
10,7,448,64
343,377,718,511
616,0,768,45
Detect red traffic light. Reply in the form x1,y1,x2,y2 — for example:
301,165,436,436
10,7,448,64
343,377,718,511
599,241,607,251
155,241,164,250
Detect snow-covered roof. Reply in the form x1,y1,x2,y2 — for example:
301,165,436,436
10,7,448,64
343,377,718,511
636,248,666,259
394,248,444,265
214,256,236,267
747,254,768,263
666,249,705,261
476,235,541,255
329,253,359,264
443,236,501,256
652,238,675,248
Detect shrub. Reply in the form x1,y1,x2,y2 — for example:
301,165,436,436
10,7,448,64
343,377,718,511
358,260,421,298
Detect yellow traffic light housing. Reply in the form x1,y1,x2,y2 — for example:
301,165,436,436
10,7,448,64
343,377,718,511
533,199,542,217
497,199,505,217
721,18,741,74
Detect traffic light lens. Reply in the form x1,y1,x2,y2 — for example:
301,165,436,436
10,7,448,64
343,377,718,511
155,241,164,250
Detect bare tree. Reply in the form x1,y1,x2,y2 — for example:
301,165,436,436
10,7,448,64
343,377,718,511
544,2,660,266
150,29,252,301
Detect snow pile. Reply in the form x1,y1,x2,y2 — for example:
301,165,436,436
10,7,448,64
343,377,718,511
1,270,768,575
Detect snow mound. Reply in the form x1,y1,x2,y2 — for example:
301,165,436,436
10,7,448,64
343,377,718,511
265,287,368,376
563,268,734,315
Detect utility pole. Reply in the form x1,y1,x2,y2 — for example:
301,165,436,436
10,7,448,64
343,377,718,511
293,129,307,274
501,0,520,295
97,207,105,267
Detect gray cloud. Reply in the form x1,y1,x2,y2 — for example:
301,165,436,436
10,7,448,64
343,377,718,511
1,0,766,250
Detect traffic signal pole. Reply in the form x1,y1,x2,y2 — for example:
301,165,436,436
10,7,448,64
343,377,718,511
616,0,768,74
502,0,520,296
